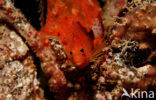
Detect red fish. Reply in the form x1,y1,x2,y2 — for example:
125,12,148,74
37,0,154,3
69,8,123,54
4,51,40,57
39,0,102,68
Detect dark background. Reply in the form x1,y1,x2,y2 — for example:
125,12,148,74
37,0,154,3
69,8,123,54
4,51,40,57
13,0,42,30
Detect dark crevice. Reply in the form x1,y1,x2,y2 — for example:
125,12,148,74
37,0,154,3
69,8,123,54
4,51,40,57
98,0,105,8
13,0,41,30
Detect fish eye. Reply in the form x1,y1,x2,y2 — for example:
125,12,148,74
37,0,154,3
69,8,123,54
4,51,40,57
80,49,84,53
70,51,73,55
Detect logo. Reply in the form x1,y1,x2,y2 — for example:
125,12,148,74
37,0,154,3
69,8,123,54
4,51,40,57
121,88,155,99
